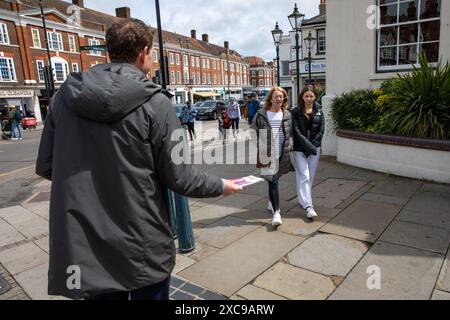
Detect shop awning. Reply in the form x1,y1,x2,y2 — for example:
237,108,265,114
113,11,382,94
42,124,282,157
194,92,221,97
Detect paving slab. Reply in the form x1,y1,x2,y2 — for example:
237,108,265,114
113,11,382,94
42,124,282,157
33,237,49,254
311,179,368,209
329,242,444,300
315,162,357,180
190,194,262,225
419,183,450,194
288,204,343,219
437,251,450,292
320,199,402,243
178,227,305,297
288,234,369,277
243,197,297,215
431,289,450,300
334,184,373,210
370,179,421,198
0,220,26,248
253,262,335,300
231,209,272,224
14,263,53,300
0,206,48,239
0,242,48,275
172,254,197,275
277,214,330,237
379,221,450,254
186,243,218,262
24,202,49,221
194,216,263,249
235,285,287,300
396,191,450,230
360,192,409,206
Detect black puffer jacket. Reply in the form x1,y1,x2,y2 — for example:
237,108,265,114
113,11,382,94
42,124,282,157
36,63,223,300
291,103,325,156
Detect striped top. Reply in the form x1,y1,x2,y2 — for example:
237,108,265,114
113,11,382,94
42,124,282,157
267,111,284,159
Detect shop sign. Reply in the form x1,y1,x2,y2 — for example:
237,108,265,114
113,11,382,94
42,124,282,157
0,90,34,98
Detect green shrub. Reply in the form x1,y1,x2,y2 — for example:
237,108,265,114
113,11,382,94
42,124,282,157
376,54,450,139
330,89,379,131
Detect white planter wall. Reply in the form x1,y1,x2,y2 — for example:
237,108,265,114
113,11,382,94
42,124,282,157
337,137,450,184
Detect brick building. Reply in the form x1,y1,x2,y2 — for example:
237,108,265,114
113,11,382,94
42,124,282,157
0,0,251,124
244,56,275,100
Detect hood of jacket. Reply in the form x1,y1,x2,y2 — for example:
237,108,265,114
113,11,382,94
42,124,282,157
59,63,161,124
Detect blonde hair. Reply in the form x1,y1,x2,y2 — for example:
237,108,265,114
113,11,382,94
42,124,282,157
264,86,289,110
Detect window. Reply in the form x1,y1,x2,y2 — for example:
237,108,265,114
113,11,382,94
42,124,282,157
191,72,196,84
53,62,68,82
214,74,217,84
259,79,264,86
207,59,210,69
177,71,181,84
207,73,211,84
153,50,158,63
259,70,264,77
196,72,200,84
169,53,174,65
224,61,228,71
0,57,16,81
184,71,189,83
170,71,175,83
202,59,206,69
230,63,235,72
176,54,180,65
196,57,200,68
0,23,9,44
231,75,234,84
251,70,256,76
191,56,195,67
252,80,256,86
203,73,206,84
184,54,188,66
47,31,63,51
88,38,101,56
317,29,326,53
36,60,45,81
377,0,441,71
72,63,79,73
69,35,76,53
31,29,41,48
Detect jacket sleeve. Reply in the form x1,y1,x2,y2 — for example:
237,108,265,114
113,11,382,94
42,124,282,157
292,110,317,156
35,109,55,181
149,95,223,198
312,110,325,147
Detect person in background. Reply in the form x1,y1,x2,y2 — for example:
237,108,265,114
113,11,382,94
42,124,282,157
9,105,23,141
227,98,241,139
291,86,325,220
219,109,232,144
179,100,197,141
244,94,261,126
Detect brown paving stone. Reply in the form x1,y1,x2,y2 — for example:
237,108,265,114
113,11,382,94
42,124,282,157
370,179,421,198
312,179,368,209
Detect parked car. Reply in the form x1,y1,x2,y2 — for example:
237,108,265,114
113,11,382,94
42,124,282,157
195,100,226,120
21,117,37,130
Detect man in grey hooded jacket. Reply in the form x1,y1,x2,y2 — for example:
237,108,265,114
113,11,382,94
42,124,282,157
36,18,241,300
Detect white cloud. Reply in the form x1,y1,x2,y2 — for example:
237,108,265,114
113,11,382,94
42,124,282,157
78,0,320,61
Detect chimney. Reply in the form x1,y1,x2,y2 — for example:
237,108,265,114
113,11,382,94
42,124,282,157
319,0,326,15
191,30,196,39
72,0,84,7
115,7,131,18
202,34,209,43
224,41,229,49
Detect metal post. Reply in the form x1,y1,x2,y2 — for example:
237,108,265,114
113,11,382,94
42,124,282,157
39,0,55,100
295,31,300,103
154,0,194,253
276,44,280,87
308,49,312,86
227,49,230,100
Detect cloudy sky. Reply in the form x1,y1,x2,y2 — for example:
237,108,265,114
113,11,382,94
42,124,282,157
72,0,320,61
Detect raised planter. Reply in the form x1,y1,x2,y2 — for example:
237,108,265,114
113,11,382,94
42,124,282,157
336,129,450,184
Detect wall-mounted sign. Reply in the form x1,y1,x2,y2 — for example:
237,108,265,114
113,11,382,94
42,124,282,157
290,60,326,75
0,90,34,98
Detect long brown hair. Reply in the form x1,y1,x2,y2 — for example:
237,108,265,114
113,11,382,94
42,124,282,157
298,85,316,118
264,86,289,111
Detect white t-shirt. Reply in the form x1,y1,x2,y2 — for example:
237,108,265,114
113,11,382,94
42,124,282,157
267,111,284,159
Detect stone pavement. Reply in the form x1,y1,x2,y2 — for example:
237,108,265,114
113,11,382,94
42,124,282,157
0,156,450,300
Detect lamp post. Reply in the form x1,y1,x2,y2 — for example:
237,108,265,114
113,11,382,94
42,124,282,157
304,31,317,86
226,48,231,100
154,0,195,253
38,0,55,101
288,3,304,102
271,22,283,87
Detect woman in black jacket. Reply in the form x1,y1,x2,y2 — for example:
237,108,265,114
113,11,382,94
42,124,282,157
291,86,325,220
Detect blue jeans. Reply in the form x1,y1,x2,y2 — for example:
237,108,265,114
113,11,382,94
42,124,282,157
12,123,22,139
85,276,171,300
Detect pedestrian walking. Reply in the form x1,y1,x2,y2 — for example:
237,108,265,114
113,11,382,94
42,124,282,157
291,86,325,220
252,87,293,227
243,94,261,125
36,18,242,301
219,110,232,144
179,101,197,141
227,98,241,139
9,106,23,141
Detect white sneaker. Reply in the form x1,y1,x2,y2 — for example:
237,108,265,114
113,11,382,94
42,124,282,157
267,201,273,212
306,207,318,219
272,210,282,227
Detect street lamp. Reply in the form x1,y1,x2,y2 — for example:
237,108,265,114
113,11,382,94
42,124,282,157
271,22,283,87
304,31,317,86
38,0,55,101
288,3,304,102
226,47,231,100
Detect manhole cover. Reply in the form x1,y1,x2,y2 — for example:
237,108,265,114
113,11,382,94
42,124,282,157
0,274,12,295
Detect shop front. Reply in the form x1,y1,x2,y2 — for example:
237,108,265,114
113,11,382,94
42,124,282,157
0,89,42,123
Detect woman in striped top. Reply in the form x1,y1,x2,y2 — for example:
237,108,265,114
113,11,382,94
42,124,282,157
252,87,293,227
